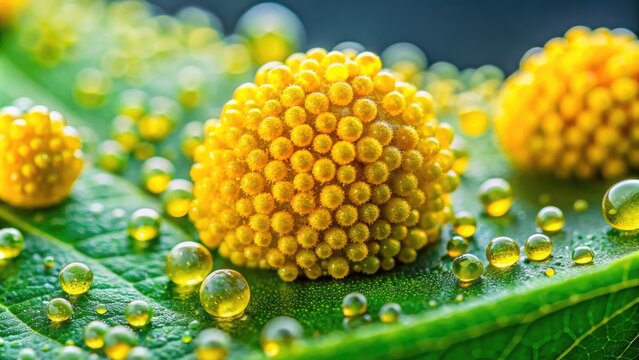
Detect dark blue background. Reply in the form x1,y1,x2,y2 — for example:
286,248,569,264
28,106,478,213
151,0,639,73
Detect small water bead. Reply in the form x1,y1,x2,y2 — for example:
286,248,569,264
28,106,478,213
97,140,128,174
188,320,202,332
199,269,251,319
180,121,204,160
125,300,153,327
43,256,55,269
95,304,108,315
261,317,304,358
454,294,464,302
166,241,213,286
545,267,556,277
17,348,37,360
479,178,513,217
524,234,552,262
451,139,470,175
536,206,564,233
379,303,401,323
46,298,73,322
573,199,589,212
111,115,139,152
0,227,25,260
486,236,520,268
572,245,595,264
195,328,231,360
58,345,85,360
138,98,179,142
128,209,161,241
446,235,469,258
452,211,477,238
182,332,193,344
141,157,175,194
452,254,484,282
458,108,489,137
84,320,109,349
126,346,151,360
602,179,639,231
342,292,367,317
59,262,94,295
104,326,138,360
161,180,193,218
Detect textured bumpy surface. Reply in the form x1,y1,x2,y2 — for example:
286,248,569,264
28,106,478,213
496,27,639,179
3,38,639,359
190,49,460,281
0,105,83,208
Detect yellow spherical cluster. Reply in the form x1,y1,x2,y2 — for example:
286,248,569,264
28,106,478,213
0,105,83,208
496,27,639,179
190,48,459,281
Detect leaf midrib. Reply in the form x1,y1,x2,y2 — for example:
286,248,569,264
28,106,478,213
284,253,639,359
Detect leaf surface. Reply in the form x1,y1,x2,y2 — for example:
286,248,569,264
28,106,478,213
1,33,639,360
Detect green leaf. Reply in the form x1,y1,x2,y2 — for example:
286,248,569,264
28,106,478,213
2,24,639,360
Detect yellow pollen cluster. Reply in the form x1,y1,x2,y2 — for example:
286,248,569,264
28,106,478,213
496,27,639,179
0,105,83,208
190,48,459,281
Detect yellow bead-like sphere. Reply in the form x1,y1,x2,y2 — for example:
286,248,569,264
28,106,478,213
486,236,520,268
451,253,484,283
0,227,24,260
572,245,595,264
236,3,304,65
125,299,153,327
260,316,304,357
342,292,367,317
104,326,138,360
536,206,565,233
59,262,93,295
602,179,639,231
446,235,469,258
195,328,231,360
452,211,477,238
166,241,213,286
496,27,639,179
84,320,109,349
141,157,175,194
524,233,552,261
189,49,459,281
128,208,161,241
46,298,73,322
0,105,84,208
162,179,194,218
199,269,251,319
479,178,513,217
378,303,402,324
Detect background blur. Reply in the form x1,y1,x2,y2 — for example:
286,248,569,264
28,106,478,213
149,0,639,73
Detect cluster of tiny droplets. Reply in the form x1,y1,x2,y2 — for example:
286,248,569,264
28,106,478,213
0,105,84,208
496,26,639,179
189,49,460,281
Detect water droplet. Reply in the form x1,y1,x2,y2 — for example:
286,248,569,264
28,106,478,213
89,202,105,214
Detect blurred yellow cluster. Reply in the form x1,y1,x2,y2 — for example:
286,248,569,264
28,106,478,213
0,102,83,208
0,0,26,25
497,27,639,179
189,49,460,281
